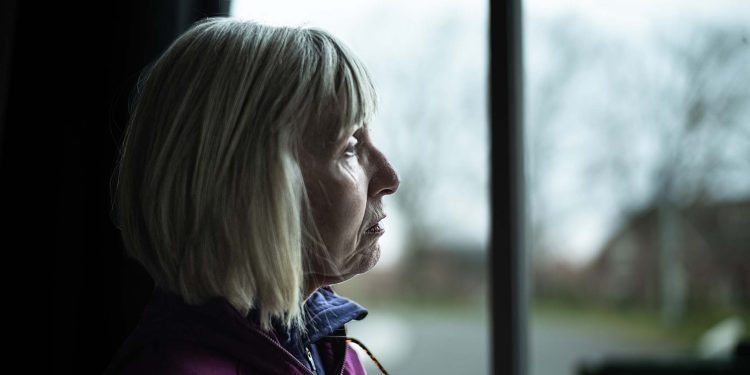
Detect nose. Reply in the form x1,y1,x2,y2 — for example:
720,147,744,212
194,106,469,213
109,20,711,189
369,150,400,198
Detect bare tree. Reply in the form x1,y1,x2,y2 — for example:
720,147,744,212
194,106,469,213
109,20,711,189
528,14,750,323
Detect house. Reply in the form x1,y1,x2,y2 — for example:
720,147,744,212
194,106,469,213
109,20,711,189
583,200,750,309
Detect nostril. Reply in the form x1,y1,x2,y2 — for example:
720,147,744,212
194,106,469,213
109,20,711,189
378,168,399,196
369,152,400,197
370,169,399,197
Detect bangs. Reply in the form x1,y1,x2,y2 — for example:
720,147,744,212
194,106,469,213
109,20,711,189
303,28,378,140
334,44,378,130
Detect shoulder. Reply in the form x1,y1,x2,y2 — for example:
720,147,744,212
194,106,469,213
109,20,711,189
113,339,240,375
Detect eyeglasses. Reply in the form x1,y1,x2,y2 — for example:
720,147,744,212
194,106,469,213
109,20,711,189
325,336,389,375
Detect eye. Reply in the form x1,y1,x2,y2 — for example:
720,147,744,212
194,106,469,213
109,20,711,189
344,137,359,157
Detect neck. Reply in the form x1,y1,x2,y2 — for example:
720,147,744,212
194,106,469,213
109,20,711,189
303,276,329,301
304,285,320,301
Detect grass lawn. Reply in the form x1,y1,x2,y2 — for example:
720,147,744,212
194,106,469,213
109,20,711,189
531,298,750,350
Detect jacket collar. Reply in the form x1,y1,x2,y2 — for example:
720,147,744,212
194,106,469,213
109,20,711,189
276,287,368,347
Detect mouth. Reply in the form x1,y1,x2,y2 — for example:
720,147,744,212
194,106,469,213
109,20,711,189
364,216,386,235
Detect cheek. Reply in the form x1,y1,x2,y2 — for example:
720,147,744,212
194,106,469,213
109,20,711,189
327,176,368,251
309,167,368,255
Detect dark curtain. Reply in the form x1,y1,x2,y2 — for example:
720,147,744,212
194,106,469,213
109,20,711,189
0,1,229,373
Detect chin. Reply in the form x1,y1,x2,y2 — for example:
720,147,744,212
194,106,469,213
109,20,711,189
354,243,381,274
309,243,382,288
332,244,382,284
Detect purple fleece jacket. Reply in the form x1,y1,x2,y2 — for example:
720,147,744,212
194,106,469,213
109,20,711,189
104,287,369,375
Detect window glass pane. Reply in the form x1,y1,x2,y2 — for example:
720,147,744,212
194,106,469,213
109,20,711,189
523,1,750,374
231,1,489,373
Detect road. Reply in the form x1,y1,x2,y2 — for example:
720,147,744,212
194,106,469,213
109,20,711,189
345,310,685,374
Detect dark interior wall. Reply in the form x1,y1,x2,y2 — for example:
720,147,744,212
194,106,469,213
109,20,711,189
0,1,228,373
0,0,16,138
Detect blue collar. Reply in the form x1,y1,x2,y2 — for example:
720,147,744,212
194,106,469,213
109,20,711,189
247,288,368,347
269,287,367,372
300,287,368,345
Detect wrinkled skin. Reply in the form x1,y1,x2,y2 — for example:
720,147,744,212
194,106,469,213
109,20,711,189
299,123,399,298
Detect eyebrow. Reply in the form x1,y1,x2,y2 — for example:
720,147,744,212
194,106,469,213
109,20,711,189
335,123,363,141
326,124,364,154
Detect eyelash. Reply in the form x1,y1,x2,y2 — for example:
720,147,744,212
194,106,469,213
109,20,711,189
344,140,359,157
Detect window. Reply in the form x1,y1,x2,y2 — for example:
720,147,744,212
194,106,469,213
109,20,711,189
524,1,750,374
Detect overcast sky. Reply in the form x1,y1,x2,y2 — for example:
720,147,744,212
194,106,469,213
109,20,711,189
524,0,750,265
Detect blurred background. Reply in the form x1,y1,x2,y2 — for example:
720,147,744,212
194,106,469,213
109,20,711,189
524,1,750,374
230,0,491,373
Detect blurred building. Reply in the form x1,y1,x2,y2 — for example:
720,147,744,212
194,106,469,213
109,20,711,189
583,200,750,309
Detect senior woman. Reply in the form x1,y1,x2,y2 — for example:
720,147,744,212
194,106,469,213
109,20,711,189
105,17,399,375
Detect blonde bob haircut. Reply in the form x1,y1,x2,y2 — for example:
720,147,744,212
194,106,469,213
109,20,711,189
114,17,377,331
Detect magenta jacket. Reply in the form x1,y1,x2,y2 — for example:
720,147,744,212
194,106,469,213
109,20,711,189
105,287,369,375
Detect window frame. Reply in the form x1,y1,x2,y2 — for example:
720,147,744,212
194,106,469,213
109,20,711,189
489,0,527,374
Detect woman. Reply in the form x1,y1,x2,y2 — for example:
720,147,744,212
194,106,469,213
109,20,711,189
106,17,399,375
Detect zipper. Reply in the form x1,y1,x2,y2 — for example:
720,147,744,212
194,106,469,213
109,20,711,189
339,347,346,375
305,346,317,374
318,335,348,375
251,327,316,375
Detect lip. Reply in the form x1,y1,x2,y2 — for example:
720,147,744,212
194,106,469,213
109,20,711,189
364,215,386,234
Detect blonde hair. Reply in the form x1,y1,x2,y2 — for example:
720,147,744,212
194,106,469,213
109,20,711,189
113,17,377,331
